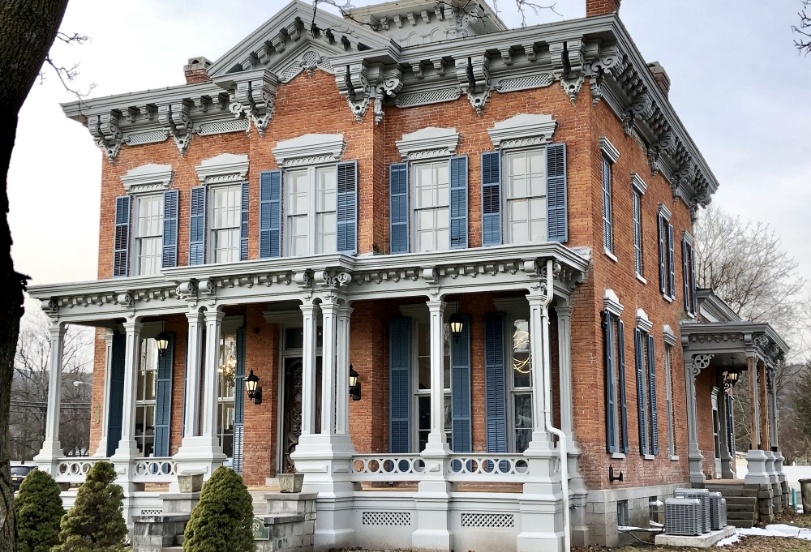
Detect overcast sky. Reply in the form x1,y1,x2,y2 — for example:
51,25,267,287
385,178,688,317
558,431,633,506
9,0,811,293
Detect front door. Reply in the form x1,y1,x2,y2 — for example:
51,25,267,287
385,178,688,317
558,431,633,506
280,357,321,473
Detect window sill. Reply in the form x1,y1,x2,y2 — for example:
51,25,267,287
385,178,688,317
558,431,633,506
643,454,655,461
670,455,680,462
604,250,618,263
662,294,673,303
636,274,647,285
684,312,696,319
611,452,626,460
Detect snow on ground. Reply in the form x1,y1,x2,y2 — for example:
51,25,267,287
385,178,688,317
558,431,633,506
735,459,811,492
716,524,811,547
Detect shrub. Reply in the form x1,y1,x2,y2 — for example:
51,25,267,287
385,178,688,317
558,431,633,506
183,467,254,552
14,469,65,552
53,461,128,552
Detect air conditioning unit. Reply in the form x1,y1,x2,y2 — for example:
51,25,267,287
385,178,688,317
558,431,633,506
674,488,711,533
664,498,703,536
707,492,727,530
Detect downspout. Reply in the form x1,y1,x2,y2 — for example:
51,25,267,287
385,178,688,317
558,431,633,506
541,259,570,551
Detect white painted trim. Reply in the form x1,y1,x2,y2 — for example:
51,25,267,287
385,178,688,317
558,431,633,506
603,289,623,316
395,127,459,160
121,164,173,195
658,203,672,221
610,452,626,460
604,249,618,263
636,274,648,285
194,153,249,185
599,137,620,163
631,173,647,194
487,113,557,149
662,324,678,346
635,308,653,333
272,133,345,167
682,230,695,246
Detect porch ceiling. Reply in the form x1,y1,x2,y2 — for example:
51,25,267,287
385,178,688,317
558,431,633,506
680,320,788,368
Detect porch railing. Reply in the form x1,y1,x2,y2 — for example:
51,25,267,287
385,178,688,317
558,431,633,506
56,457,100,484
55,457,177,485
349,453,530,483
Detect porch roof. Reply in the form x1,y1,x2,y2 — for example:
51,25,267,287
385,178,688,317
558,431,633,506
680,320,789,370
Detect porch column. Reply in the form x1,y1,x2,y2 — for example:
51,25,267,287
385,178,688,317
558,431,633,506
686,354,708,484
335,303,353,436
556,300,589,546
201,308,225,446
182,310,203,438
768,367,779,450
300,301,318,437
93,332,114,457
718,381,734,479
759,362,770,451
526,294,552,451
320,298,338,436
745,356,769,485
112,321,142,458
34,322,66,475
424,299,450,455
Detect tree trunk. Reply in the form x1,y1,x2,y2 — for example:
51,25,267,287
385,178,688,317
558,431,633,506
0,1,71,550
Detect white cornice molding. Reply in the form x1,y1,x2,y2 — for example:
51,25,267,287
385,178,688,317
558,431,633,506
682,230,694,246
121,164,173,195
395,127,459,160
600,137,620,163
195,153,249,185
636,308,653,333
263,309,305,326
658,203,673,221
603,288,623,316
487,113,557,149
663,324,678,346
631,173,648,194
272,133,345,167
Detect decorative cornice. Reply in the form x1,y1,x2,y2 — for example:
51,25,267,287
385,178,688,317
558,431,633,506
396,127,459,160
662,324,677,346
600,136,620,163
88,112,123,163
631,173,648,194
272,133,345,167
487,113,557,149
635,308,653,333
603,288,623,316
194,153,249,185
454,54,491,115
158,101,194,153
121,164,174,195
658,203,672,221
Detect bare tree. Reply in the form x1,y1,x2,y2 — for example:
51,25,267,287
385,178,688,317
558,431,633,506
10,309,92,461
794,0,811,54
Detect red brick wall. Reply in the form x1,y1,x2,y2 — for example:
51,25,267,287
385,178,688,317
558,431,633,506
586,0,621,17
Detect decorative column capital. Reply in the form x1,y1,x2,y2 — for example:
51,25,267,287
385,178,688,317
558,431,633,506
203,307,226,323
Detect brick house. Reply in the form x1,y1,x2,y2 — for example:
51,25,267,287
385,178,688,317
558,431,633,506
28,0,789,549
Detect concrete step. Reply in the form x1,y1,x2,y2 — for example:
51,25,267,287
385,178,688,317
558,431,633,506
729,520,754,529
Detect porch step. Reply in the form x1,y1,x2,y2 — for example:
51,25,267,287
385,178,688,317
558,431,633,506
251,490,268,515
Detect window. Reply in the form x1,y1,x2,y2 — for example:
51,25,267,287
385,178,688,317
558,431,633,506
210,185,242,263
631,174,647,279
634,310,658,457
413,161,450,252
217,331,237,457
682,232,697,315
415,320,451,450
286,166,337,256
657,205,676,300
617,500,629,526
134,195,164,276
135,338,159,456
510,318,533,452
664,343,676,457
600,137,620,257
603,290,628,455
504,150,547,244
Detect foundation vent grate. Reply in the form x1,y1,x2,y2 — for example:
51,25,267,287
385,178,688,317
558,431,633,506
361,511,411,526
461,513,515,528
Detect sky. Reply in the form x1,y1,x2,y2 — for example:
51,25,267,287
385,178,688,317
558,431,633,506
9,0,811,296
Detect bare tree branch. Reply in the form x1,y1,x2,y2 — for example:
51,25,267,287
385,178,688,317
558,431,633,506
793,0,811,54
39,32,96,99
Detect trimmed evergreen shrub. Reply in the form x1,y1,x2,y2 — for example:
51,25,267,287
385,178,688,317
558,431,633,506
14,469,65,552
183,466,254,552
53,461,128,552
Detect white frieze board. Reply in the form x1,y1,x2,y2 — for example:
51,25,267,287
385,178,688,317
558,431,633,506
395,127,459,160
488,113,557,149
121,163,174,195
195,153,249,185
272,133,345,167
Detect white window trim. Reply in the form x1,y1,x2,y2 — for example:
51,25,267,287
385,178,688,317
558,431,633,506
396,127,459,161
636,309,655,456
600,140,617,258
663,325,678,460
410,159,451,252
272,134,345,168
208,182,242,264
604,289,625,457
682,230,697,318
632,174,646,280
501,148,550,245
603,288,624,317
285,165,338,256
194,153,249,185
600,137,620,163
487,113,558,150
658,204,675,301
131,193,164,277
121,163,173,195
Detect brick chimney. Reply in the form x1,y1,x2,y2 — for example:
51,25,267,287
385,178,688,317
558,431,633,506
586,0,621,17
647,61,671,97
184,56,212,85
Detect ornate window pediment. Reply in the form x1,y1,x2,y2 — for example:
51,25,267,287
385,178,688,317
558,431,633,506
487,113,557,149
272,134,345,168
194,153,249,185
395,127,459,160
121,164,174,195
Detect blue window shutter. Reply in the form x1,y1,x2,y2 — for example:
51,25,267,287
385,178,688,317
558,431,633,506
547,143,568,243
259,170,283,258
106,334,126,457
634,329,648,455
633,190,642,275
451,314,471,452
648,334,659,456
725,393,735,456
682,238,690,312
233,327,246,473
389,163,409,254
481,151,502,247
240,182,249,261
189,186,207,265
389,317,411,453
485,313,507,453
153,334,174,457
603,311,616,453
617,319,629,453
657,213,667,294
113,196,131,277
162,190,179,268
449,156,468,249
668,223,676,298
337,160,358,254
690,244,698,315
601,157,613,252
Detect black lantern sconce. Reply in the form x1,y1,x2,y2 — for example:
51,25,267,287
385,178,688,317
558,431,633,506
245,370,263,405
449,301,464,342
723,369,740,390
349,365,361,401
155,322,170,359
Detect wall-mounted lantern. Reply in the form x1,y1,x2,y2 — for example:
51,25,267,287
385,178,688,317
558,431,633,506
155,322,170,358
349,365,361,401
449,312,464,342
245,370,262,405
723,369,740,390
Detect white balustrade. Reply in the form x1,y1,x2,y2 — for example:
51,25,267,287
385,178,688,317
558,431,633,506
132,458,177,483
349,453,530,483
350,454,426,481
56,457,100,484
